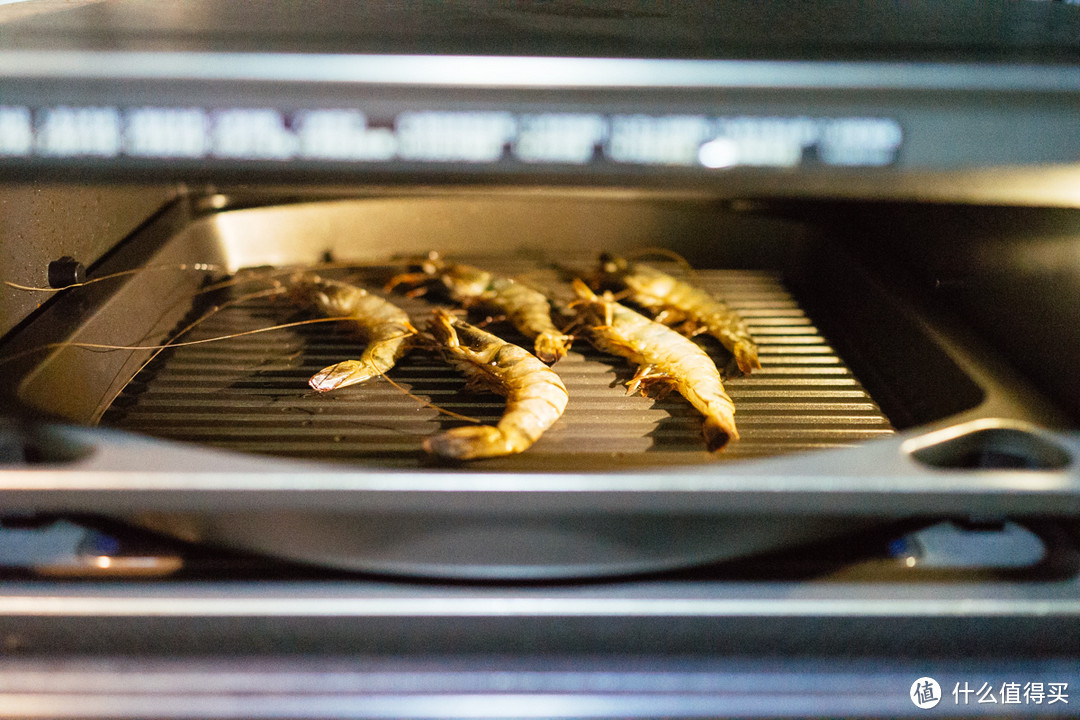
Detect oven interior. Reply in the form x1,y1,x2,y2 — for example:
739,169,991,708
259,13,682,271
1,189,1076,580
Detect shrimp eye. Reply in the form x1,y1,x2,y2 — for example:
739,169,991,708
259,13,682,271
420,251,445,275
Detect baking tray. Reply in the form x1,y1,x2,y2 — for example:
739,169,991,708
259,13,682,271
1,193,1076,578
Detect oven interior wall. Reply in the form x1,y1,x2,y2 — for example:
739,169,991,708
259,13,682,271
810,202,1080,424
0,183,181,338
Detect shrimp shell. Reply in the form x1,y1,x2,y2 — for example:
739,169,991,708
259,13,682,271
424,308,568,460
570,279,738,451
289,271,416,391
596,253,761,374
389,253,572,363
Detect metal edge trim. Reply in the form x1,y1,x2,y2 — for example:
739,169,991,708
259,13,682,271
0,52,1078,92
0,595,1077,617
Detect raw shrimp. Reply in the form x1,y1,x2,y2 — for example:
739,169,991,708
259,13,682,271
388,253,572,363
570,279,738,451
289,271,417,391
423,308,568,460
595,252,761,374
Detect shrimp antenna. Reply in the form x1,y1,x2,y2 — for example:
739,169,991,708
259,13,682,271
626,246,698,278
0,315,365,366
196,259,399,296
2,264,484,431
3,258,407,296
126,284,293,379
372,361,481,425
2,263,227,293
143,293,478,424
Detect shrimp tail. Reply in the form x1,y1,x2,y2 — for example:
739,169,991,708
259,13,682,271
309,359,380,392
533,331,572,364
702,412,739,452
734,341,761,374
424,425,526,460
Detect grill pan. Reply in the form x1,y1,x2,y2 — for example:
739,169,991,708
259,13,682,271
3,193,1076,578
101,261,893,470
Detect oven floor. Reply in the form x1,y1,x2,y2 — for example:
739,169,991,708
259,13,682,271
100,260,893,469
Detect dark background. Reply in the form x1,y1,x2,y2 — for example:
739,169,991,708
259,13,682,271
2,0,1079,61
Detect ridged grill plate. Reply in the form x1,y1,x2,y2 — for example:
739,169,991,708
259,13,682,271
102,260,893,470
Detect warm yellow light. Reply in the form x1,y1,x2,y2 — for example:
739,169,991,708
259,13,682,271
95,556,112,569
905,556,917,568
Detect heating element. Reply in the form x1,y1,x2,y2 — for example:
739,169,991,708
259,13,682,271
100,260,893,470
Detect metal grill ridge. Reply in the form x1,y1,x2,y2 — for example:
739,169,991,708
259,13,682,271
102,260,893,470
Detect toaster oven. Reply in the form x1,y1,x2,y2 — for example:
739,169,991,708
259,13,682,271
0,1,1079,718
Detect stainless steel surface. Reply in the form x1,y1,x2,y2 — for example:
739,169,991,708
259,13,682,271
3,0,1078,63
4,51,1080,91
2,567,1080,616
0,183,180,337
0,656,1076,718
2,420,1077,520
0,0,103,24
3,4,1079,204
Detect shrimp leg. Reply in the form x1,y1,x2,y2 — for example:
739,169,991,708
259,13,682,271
424,308,568,460
389,253,573,363
571,279,738,451
595,253,761,374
